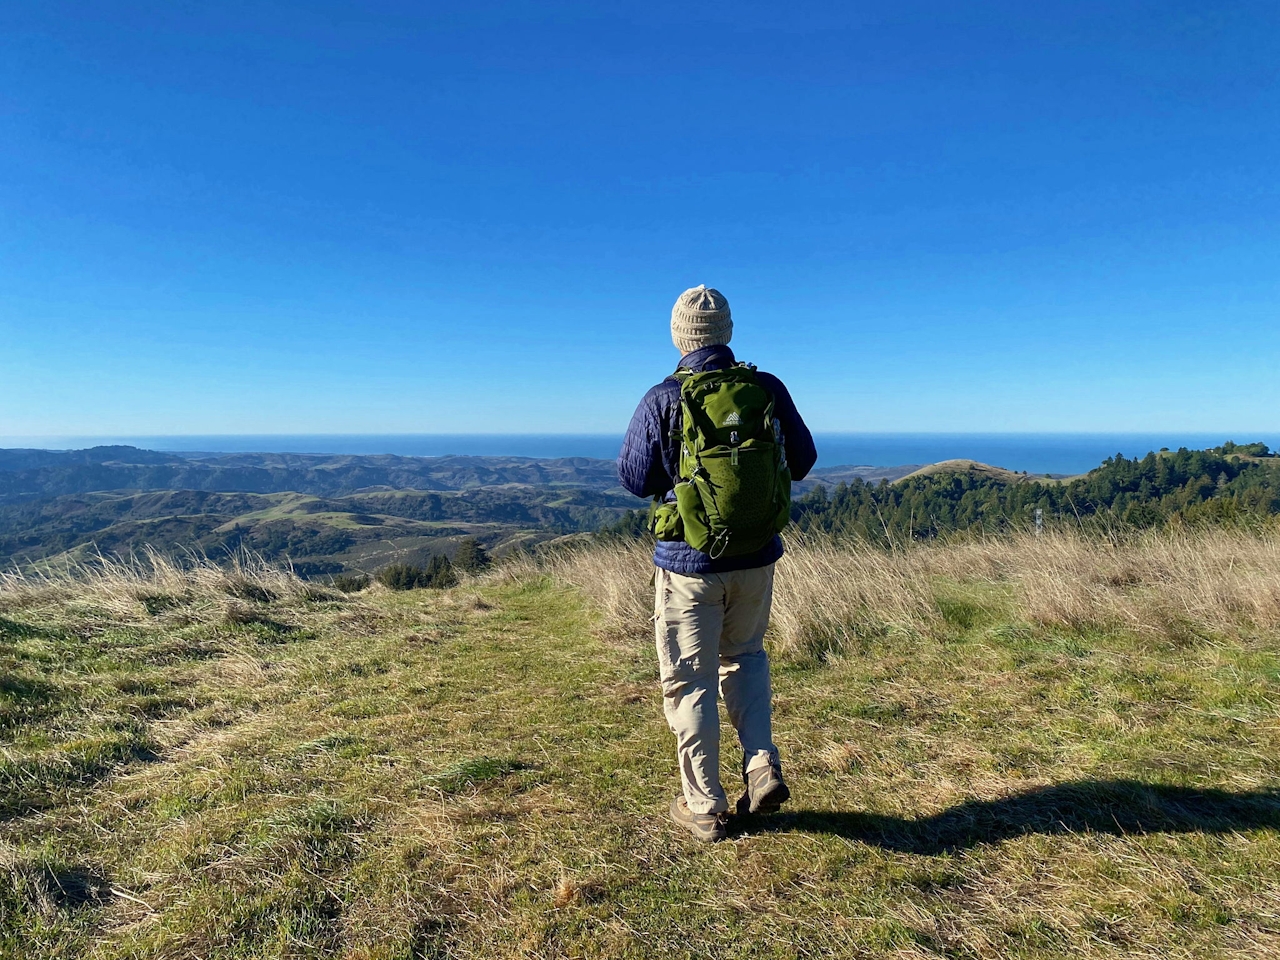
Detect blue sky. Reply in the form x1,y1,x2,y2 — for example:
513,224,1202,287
2,1,1278,437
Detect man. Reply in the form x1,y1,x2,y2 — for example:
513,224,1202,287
618,285,817,842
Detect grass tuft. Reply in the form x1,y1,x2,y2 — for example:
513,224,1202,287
424,757,524,794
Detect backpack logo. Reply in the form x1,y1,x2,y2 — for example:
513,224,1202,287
722,412,741,426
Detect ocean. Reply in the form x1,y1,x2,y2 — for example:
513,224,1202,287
4,432,1273,477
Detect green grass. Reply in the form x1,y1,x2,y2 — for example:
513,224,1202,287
1,566,1277,959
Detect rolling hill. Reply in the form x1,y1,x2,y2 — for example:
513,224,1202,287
0,447,924,576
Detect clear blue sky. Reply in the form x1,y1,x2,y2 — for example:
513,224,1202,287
2,1,1277,437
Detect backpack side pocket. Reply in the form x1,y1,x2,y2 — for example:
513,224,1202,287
651,500,685,541
675,479,712,552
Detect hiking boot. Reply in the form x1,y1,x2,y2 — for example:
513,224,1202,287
669,795,729,842
736,762,790,815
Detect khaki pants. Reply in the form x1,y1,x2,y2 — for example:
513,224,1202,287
653,564,780,815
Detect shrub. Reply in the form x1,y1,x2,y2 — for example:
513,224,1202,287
224,576,277,603
376,564,427,591
376,555,456,591
331,572,371,593
596,509,651,542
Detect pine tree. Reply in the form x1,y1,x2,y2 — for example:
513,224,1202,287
453,537,490,572
424,553,457,589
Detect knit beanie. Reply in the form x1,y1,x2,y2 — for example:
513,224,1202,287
670,285,732,354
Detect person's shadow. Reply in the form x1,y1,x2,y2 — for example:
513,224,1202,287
737,779,1280,854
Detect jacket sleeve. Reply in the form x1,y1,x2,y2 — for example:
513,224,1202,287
762,374,817,482
617,386,674,499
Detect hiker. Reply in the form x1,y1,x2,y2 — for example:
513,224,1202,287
618,285,817,842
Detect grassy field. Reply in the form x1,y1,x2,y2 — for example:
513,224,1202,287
1,534,1278,958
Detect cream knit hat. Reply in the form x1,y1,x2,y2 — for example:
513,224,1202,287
670,285,732,354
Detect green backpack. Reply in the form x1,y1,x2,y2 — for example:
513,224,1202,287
650,363,792,559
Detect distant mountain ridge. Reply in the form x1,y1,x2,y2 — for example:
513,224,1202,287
0,446,184,471
0,446,625,501
0,446,921,502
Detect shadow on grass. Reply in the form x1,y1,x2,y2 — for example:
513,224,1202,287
1,742,161,823
0,615,62,641
740,780,1280,853
37,865,114,910
3,861,115,914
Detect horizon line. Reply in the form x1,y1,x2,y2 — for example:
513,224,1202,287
3,430,1277,443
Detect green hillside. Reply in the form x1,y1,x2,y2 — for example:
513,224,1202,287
793,443,1280,542
897,459,1040,484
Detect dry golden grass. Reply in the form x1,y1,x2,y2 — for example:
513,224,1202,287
520,528,1280,658
0,546,333,622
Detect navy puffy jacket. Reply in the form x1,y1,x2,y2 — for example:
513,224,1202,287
617,344,817,574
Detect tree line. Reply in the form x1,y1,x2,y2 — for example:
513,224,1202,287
350,537,492,592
